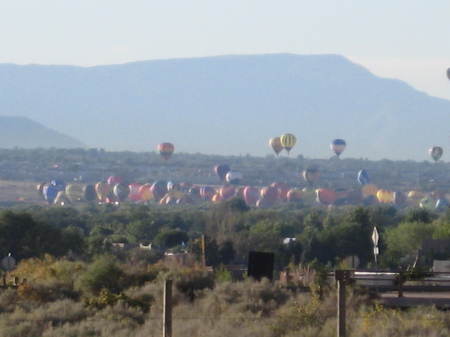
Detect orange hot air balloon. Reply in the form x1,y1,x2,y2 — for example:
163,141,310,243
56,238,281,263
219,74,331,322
158,143,175,160
243,186,260,207
287,189,303,202
316,189,337,205
220,185,236,200
139,183,154,201
376,189,395,204
269,137,283,156
361,184,378,198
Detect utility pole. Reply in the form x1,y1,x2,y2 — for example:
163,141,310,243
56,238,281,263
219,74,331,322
163,279,172,337
201,234,206,268
335,270,351,337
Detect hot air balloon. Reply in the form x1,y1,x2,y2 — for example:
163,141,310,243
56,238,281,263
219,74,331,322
54,191,69,206
243,186,260,207
151,181,168,201
429,146,443,162
280,133,297,154
128,183,143,202
260,186,278,206
407,190,425,201
214,164,231,182
113,183,130,202
302,166,320,185
200,186,216,201
287,189,303,202
270,182,290,201
447,68,450,80
420,197,435,210
65,184,84,203
376,189,395,204
107,176,123,186
36,182,46,198
225,171,243,185
158,143,174,160
331,139,346,157
212,193,223,204
357,169,370,185
435,198,449,211
43,184,58,204
139,184,153,201
361,184,378,198
219,185,236,200
95,182,111,202
316,189,337,205
83,185,97,202
269,137,283,156
187,186,201,200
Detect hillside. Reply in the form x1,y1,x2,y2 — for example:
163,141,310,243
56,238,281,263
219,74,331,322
0,116,83,149
0,54,449,160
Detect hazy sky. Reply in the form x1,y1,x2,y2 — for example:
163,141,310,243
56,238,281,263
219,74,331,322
1,1,449,99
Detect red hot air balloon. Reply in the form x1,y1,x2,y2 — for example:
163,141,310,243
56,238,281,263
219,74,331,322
287,189,303,202
214,164,231,182
316,189,337,205
243,186,260,207
158,143,174,160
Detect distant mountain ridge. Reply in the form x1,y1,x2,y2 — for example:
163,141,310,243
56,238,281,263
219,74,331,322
0,54,449,160
0,116,83,149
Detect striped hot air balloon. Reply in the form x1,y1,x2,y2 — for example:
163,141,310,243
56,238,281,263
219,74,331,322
158,143,175,160
331,139,346,157
280,133,297,153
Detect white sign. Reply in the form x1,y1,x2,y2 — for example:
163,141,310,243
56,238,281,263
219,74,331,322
371,227,379,246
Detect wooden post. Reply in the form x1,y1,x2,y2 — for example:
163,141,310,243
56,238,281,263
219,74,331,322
163,279,172,337
335,270,350,337
201,235,206,268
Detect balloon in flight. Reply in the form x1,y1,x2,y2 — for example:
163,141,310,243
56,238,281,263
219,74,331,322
330,139,346,157
269,137,283,156
158,143,174,160
214,164,231,182
429,146,443,162
280,133,297,153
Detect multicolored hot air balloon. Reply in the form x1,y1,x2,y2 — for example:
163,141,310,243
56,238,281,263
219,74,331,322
331,139,346,157
260,186,278,206
214,164,231,182
139,184,153,201
269,137,283,156
219,185,236,200
158,143,174,160
95,182,111,202
357,169,370,185
128,183,143,202
429,146,443,162
107,176,123,186
361,184,378,199
280,133,297,154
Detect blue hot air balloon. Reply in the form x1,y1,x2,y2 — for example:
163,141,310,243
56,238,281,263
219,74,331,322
357,170,370,185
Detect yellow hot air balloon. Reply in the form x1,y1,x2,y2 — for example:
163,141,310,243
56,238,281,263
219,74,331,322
269,137,283,156
65,183,84,203
280,133,297,153
376,189,395,204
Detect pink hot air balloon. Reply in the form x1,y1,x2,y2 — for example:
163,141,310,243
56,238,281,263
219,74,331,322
107,176,123,186
243,186,260,207
128,183,142,202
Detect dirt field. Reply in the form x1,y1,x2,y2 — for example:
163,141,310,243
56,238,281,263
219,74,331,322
0,180,45,204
